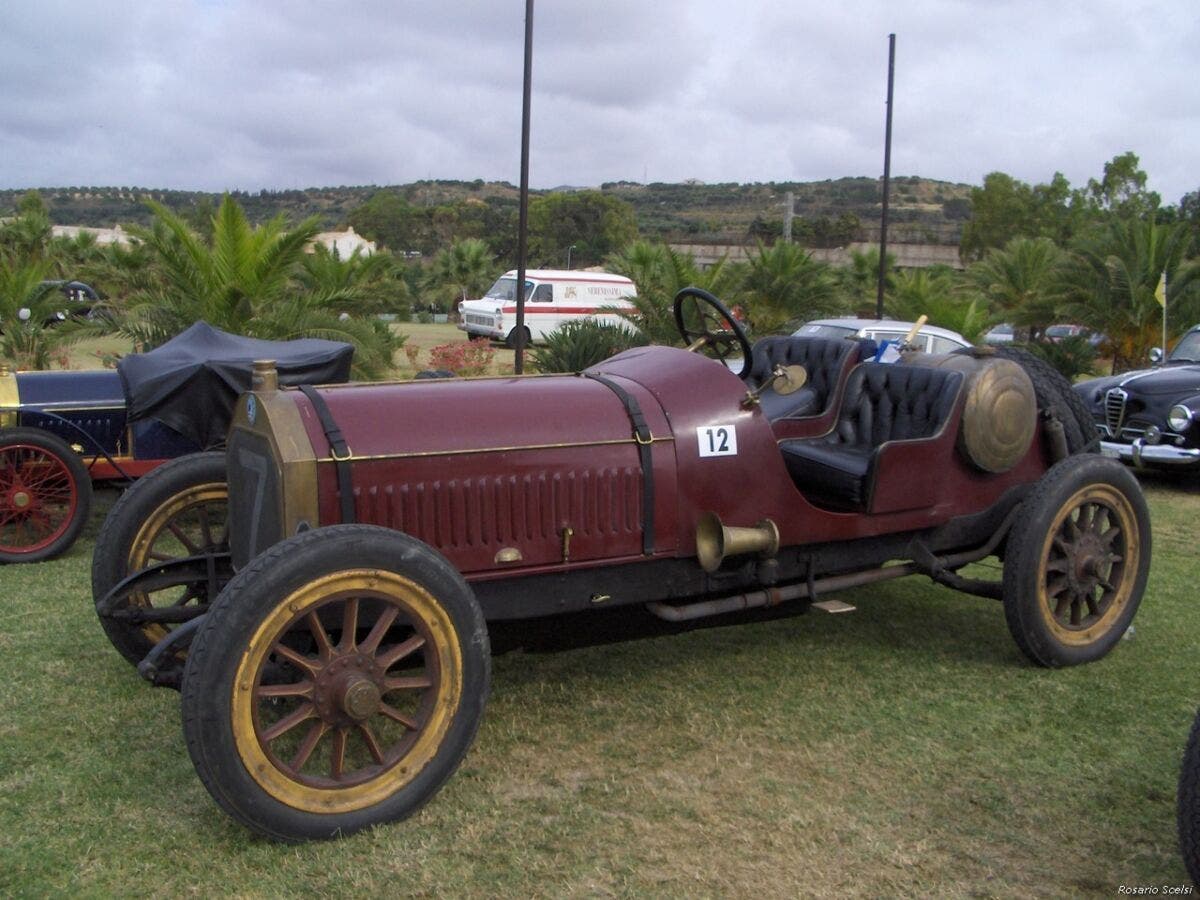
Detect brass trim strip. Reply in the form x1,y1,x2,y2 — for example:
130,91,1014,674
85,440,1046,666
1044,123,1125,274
283,372,564,392
313,435,675,464
4,401,126,412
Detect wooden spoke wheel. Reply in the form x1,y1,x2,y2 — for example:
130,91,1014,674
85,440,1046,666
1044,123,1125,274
92,453,229,667
0,427,91,563
181,525,489,842
1003,455,1150,667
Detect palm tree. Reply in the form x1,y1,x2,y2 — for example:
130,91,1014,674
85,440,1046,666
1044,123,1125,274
0,259,86,369
740,241,841,334
968,236,1066,342
836,245,895,311
1058,218,1199,371
297,244,409,318
419,239,494,313
886,267,990,342
605,241,742,345
0,192,53,265
114,195,398,377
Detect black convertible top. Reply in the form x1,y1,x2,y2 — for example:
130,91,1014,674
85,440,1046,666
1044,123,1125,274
118,322,354,448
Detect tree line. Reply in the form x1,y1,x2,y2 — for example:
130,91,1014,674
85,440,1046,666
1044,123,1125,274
1,151,1197,377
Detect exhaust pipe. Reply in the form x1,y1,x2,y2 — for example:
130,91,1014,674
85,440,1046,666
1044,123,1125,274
646,563,917,622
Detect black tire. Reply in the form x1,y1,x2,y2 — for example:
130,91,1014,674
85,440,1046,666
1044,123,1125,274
1178,707,1200,886
91,452,228,666
1002,455,1150,667
181,524,491,842
0,426,92,563
960,346,1096,454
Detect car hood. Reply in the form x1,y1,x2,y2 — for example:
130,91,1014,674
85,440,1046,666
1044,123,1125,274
1076,363,1200,399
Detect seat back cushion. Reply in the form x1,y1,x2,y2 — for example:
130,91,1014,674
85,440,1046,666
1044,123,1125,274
830,362,962,447
747,336,868,421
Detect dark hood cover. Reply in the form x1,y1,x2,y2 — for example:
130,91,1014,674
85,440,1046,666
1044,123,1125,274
118,322,354,448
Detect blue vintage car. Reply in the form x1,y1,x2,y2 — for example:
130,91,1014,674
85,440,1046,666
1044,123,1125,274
0,323,353,562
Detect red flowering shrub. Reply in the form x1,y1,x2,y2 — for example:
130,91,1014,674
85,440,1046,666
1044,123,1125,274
427,341,495,376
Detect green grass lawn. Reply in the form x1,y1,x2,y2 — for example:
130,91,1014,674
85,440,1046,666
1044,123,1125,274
2,476,1198,896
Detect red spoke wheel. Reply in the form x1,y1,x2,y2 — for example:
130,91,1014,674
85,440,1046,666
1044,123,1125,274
92,453,228,667
1002,455,1150,667
0,427,91,563
181,525,490,842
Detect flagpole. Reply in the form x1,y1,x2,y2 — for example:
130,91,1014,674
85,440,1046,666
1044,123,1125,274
1156,271,1166,362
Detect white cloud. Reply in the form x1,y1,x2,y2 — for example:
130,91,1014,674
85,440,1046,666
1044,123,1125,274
0,0,1195,201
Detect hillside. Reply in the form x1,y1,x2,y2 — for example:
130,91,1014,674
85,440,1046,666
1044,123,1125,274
0,176,974,247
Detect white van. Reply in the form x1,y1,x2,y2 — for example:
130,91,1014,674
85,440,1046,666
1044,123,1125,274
457,269,637,346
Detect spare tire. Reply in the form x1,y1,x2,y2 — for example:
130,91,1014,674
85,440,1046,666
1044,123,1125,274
955,346,1097,456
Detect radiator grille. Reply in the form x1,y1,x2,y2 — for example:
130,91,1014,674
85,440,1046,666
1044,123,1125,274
1104,388,1128,434
227,431,282,570
465,313,494,327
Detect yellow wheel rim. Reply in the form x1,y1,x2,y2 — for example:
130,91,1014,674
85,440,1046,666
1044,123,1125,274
127,482,227,644
230,569,463,814
1035,483,1140,646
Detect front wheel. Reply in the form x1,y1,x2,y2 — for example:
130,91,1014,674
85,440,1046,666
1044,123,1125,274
1002,455,1150,667
181,525,491,842
0,427,92,563
91,452,229,668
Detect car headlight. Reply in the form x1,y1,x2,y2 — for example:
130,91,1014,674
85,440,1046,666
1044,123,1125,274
1168,404,1193,432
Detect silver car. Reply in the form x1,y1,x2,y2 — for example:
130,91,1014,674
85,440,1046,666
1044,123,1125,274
794,317,972,354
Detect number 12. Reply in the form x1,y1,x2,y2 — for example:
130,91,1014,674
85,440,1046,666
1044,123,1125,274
697,425,738,457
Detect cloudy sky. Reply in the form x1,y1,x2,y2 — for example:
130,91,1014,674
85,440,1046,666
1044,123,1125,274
1,1,1196,203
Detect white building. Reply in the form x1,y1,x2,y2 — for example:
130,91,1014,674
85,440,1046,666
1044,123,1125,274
50,223,377,258
311,227,375,258
51,224,133,246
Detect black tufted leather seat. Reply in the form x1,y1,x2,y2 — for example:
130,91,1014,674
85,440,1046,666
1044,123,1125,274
779,362,963,509
746,336,872,422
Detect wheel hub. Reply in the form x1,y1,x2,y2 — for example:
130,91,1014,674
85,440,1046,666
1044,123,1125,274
312,652,386,726
1067,533,1107,594
340,677,382,722
10,490,31,510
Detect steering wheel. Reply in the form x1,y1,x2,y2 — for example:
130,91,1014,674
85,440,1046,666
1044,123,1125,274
672,287,753,379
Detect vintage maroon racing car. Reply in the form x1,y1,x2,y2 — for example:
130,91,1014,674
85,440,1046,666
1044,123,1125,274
96,289,1152,841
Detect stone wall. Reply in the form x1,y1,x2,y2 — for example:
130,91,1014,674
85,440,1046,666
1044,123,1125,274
669,241,963,270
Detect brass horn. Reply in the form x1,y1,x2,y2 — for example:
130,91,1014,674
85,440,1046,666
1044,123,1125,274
695,512,780,573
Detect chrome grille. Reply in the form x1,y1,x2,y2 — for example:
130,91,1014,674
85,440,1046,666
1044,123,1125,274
465,313,494,327
1104,388,1128,433
226,430,282,570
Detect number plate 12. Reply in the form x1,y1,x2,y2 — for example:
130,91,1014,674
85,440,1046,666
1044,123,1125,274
697,425,738,457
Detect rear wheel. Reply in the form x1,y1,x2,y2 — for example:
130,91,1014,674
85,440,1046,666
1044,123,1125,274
1002,455,1150,666
0,427,91,563
181,525,490,842
92,452,228,667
